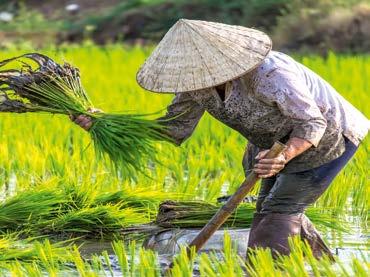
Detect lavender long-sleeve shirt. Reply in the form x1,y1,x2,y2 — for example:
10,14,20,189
160,51,369,173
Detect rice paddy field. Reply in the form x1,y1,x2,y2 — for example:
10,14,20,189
0,44,368,276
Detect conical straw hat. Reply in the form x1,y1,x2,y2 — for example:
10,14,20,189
136,19,272,93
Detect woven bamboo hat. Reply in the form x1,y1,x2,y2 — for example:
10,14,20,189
136,19,272,93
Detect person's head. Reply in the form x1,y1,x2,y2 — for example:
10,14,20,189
136,19,271,95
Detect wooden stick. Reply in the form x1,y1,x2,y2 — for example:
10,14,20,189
187,141,287,255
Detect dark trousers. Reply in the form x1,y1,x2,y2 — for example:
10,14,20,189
257,137,358,214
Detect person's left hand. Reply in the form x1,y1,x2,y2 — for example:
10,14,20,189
253,150,287,178
69,108,102,131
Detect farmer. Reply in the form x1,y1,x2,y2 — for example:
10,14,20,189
73,19,369,259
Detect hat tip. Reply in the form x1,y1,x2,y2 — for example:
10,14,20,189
178,18,191,24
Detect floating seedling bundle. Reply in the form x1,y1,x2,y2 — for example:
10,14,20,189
0,53,170,176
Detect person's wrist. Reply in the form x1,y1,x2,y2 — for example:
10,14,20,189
281,150,290,164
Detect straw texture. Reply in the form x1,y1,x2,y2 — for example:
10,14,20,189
136,19,272,93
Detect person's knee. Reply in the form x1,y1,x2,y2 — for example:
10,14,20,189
256,193,268,212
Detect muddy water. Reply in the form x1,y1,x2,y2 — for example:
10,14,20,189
74,224,369,276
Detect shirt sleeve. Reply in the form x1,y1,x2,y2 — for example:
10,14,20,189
255,67,327,147
157,91,205,145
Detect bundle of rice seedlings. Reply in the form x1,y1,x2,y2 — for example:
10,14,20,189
38,205,145,238
94,187,176,211
155,200,255,228
0,53,170,176
0,185,154,238
155,200,349,232
0,189,69,233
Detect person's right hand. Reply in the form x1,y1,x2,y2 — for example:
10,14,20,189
70,108,101,131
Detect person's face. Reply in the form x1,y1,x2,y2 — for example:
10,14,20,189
215,83,226,91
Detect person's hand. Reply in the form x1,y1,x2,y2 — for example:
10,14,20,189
253,149,287,178
70,108,102,131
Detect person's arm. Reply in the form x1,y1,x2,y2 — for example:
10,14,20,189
253,66,327,178
157,91,205,146
253,137,312,178
70,108,101,130
71,92,205,146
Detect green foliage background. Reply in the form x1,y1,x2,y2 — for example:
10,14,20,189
1,0,369,52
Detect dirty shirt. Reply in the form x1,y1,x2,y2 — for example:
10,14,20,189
159,51,369,173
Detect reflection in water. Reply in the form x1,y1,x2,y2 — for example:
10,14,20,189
0,172,17,201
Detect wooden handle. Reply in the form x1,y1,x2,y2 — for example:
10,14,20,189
186,141,287,255
262,141,287,159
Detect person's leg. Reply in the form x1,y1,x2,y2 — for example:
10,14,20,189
256,177,276,212
247,177,276,256
300,214,334,260
248,138,358,258
244,143,275,253
261,138,358,214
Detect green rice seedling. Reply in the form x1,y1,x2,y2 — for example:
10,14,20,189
112,240,161,276
6,262,28,277
244,236,370,277
199,253,217,277
70,245,97,276
9,262,44,277
170,246,195,277
351,252,370,277
89,255,107,275
101,250,115,276
245,249,279,277
0,53,170,177
138,248,161,277
211,233,245,277
0,235,72,264
112,240,129,273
